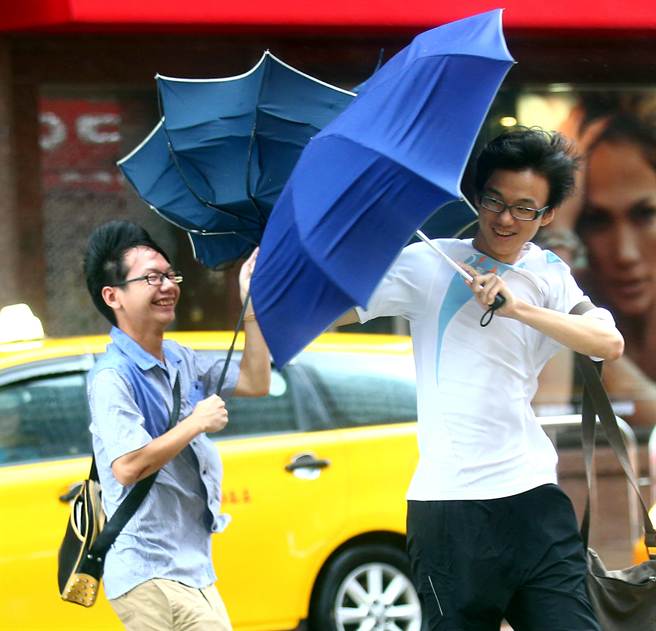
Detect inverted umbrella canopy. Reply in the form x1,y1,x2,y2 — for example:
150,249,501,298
251,9,515,366
118,51,355,267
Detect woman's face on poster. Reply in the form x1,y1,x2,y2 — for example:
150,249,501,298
580,139,656,318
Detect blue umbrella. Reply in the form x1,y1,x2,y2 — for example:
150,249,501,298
251,9,515,366
118,51,355,267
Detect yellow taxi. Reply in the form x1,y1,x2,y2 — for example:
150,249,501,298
633,506,656,565
0,307,421,631
632,434,656,566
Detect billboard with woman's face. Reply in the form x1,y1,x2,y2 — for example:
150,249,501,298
498,90,656,430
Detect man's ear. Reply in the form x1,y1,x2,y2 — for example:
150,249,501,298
539,208,555,228
101,286,121,311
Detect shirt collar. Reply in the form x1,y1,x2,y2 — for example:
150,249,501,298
110,326,182,371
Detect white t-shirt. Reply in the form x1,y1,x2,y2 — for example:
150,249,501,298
357,238,589,501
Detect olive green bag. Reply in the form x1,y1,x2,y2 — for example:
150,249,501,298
576,353,656,630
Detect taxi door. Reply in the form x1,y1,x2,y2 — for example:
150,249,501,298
210,364,350,630
0,356,121,630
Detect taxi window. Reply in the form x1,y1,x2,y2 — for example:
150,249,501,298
208,365,298,439
0,373,91,465
297,352,417,429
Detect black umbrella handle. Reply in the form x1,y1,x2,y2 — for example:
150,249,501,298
480,293,506,327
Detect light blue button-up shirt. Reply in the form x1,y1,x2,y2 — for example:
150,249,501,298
87,327,239,600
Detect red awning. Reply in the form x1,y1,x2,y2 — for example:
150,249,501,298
5,0,656,33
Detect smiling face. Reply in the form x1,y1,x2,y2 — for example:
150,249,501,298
473,168,554,264
102,246,180,337
580,140,656,318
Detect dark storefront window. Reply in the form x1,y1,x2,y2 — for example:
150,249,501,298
38,90,243,336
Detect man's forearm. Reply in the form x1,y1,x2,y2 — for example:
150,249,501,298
509,301,624,361
111,415,203,485
235,318,271,396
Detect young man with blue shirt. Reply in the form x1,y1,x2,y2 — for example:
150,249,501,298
339,129,624,630
84,220,270,630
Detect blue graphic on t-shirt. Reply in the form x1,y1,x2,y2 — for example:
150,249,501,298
435,253,512,383
546,250,563,265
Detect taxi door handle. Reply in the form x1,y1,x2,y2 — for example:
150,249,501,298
285,454,331,472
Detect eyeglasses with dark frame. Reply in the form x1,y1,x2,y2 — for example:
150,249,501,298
479,195,550,221
114,271,184,287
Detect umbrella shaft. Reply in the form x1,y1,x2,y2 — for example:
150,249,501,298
415,230,472,282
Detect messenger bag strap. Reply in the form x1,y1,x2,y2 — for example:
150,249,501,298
88,456,99,483
568,300,656,557
81,374,181,574
575,352,656,559
570,299,602,549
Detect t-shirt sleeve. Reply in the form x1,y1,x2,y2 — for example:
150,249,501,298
535,256,591,363
356,243,434,323
545,260,586,314
88,368,152,464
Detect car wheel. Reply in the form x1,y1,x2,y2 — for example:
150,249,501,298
310,543,423,631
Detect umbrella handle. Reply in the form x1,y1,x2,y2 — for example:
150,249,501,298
480,294,506,327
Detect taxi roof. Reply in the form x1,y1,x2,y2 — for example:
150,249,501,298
0,331,413,371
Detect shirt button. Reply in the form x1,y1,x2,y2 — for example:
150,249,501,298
202,469,207,475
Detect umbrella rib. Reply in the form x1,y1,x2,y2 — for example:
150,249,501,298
266,51,356,97
147,203,261,238
155,51,269,84
116,119,163,166
318,134,466,199
244,55,280,227
366,50,514,99
155,85,262,227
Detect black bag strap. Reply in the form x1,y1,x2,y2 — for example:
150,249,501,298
81,374,181,572
88,456,99,483
575,352,656,559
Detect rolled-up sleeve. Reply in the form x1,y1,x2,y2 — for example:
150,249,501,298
194,352,240,399
88,369,152,464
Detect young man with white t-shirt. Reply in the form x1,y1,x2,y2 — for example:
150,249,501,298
339,129,624,630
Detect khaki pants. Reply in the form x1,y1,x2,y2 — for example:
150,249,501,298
109,579,232,631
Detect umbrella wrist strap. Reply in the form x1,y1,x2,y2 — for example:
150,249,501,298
216,291,251,395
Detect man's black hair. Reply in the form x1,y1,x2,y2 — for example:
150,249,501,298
83,220,171,326
474,128,579,209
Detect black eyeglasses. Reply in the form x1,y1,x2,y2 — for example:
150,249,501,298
114,271,184,287
479,195,549,222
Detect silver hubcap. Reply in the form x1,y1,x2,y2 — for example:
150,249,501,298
333,561,422,631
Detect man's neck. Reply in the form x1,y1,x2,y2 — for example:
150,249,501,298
118,323,165,362
472,233,522,265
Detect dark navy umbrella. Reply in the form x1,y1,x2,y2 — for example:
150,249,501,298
118,51,355,267
251,9,515,366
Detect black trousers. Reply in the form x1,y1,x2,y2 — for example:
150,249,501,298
406,484,601,631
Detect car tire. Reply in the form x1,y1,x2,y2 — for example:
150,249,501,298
309,543,423,631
